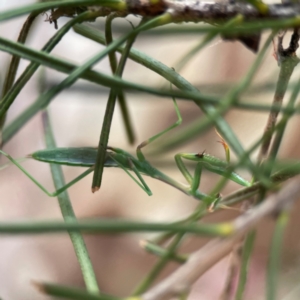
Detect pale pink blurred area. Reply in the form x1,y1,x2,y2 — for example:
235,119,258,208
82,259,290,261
1,1,300,299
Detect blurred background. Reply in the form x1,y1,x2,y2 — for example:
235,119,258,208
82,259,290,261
1,0,300,299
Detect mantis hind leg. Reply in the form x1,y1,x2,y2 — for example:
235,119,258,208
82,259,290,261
107,149,152,196
0,150,94,197
136,87,182,162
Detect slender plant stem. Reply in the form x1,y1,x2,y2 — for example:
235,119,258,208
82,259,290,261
141,240,188,263
34,282,123,300
258,30,300,162
234,230,256,300
42,111,99,294
268,74,300,168
0,220,233,235
266,211,289,300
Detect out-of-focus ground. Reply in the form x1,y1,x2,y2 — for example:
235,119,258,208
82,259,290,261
1,1,300,299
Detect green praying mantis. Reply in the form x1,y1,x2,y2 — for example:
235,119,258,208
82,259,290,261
0,97,251,207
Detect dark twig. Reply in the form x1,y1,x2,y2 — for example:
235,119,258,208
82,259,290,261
52,2,300,23
46,2,300,46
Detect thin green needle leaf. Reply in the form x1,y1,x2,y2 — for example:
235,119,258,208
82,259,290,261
0,0,126,22
42,111,99,294
132,204,207,295
0,32,219,101
74,24,300,153
92,17,165,192
267,75,300,175
266,211,289,300
2,14,173,144
0,219,233,236
105,13,135,145
133,232,186,295
0,27,291,141
234,231,256,300
1,12,38,98
173,15,244,73
117,86,136,143
0,11,94,120
141,240,187,263
258,51,300,163
0,11,38,144
34,282,123,300
0,22,280,151
73,23,268,184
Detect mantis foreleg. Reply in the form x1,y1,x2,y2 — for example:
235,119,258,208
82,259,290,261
175,152,251,196
136,91,182,162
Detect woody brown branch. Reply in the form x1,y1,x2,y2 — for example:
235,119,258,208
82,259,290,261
51,2,300,23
